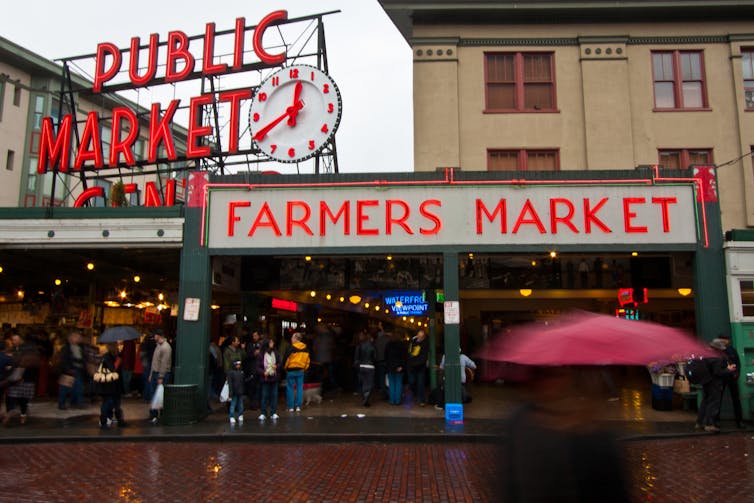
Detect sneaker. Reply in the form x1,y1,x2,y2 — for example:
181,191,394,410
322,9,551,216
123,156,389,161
229,417,236,425
150,417,159,425
258,414,266,421
19,415,27,425
295,407,301,412
271,413,279,420
704,425,720,433
238,415,244,424
288,408,294,412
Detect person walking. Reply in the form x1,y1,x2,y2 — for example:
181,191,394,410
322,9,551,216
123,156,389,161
227,359,245,425
696,338,737,432
96,342,128,429
374,323,389,400
257,338,281,420
717,334,744,428
283,332,310,412
439,348,477,404
57,331,85,410
354,331,376,407
4,334,40,426
407,330,429,406
148,330,172,424
384,332,407,405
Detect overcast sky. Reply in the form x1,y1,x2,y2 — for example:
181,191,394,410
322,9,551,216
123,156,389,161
0,0,414,174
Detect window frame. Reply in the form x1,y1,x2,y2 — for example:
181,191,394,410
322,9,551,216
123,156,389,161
743,48,754,110
6,150,14,171
484,52,558,113
487,148,560,171
657,148,713,170
651,50,709,111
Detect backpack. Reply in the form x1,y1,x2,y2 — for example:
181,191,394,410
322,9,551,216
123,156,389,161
686,358,712,385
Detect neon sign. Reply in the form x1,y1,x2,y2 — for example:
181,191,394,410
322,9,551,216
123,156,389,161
384,291,429,316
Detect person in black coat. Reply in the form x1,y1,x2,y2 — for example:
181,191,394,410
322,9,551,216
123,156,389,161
696,339,737,432
96,343,127,429
716,334,743,428
354,331,376,407
384,332,407,405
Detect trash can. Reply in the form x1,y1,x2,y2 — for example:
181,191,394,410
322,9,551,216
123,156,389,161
162,384,200,425
651,383,673,411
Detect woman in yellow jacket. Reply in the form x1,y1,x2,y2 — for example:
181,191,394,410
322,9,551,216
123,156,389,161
283,332,310,412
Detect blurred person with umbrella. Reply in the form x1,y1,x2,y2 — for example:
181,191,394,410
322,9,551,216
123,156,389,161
98,326,141,344
95,342,128,429
477,310,715,502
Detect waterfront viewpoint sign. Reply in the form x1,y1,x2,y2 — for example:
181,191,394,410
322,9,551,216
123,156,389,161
205,183,699,249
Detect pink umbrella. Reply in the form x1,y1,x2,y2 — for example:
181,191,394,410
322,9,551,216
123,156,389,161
475,310,715,366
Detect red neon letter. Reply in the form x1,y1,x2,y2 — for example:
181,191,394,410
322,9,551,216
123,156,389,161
512,200,546,234
583,198,611,233
233,17,245,69
386,200,413,235
74,111,104,169
93,42,121,93
187,94,213,158
38,115,72,173
144,182,163,207
202,22,228,75
128,34,159,87
286,201,314,236
148,100,179,162
356,200,380,235
164,179,176,207
228,201,251,236
320,201,350,236
253,10,287,65
475,199,507,234
165,30,195,83
110,107,139,167
651,197,677,232
419,200,442,235
248,202,282,236
73,186,105,207
623,197,647,233
550,198,579,234
219,89,252,153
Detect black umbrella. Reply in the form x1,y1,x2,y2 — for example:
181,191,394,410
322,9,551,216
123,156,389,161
99,325,141,343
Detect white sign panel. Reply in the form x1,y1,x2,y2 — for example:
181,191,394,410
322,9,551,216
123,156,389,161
206,184,698,249
444,301,460,325
183,298,201,321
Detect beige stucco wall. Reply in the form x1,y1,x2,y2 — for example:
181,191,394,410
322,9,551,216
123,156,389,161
0,62,30,207
410,20,754,231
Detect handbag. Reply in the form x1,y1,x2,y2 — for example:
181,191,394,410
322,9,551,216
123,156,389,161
93,363,119,383
58,373,75,388
150,383,165,410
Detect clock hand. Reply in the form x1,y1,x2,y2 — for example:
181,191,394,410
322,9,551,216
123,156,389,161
253,100,304,141
287,81,303,127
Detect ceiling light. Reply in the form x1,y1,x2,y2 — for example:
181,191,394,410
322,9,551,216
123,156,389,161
86,262,94,271
531,260,537,267
158,293,165,301
305,256,312,261
386,255,392,261
349,295,362,304
364,303,370,309
133,275,141,283
54,279,62,286
677,288,692,297
631,251,638,257
520,289,533,297
310,291,316,297
549,251,557,258
326,294,332,300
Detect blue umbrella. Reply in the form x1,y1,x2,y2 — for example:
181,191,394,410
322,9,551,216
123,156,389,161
99,325,141,343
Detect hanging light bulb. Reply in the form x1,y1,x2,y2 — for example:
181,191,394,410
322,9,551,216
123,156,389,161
86,262,95,271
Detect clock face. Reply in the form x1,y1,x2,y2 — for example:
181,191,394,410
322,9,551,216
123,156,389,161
249,64,342,163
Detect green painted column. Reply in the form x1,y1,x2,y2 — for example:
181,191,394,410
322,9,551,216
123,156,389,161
694,170,729,343
174,204,212,417
443,251,461,405
428,292,437,390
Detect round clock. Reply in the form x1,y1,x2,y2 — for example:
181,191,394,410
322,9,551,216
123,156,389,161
249,64,342,163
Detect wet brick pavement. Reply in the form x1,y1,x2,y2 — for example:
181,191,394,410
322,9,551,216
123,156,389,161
1,433,753,502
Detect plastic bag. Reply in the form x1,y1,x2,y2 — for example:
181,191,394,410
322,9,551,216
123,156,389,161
150,383,165,410
219,381,230,402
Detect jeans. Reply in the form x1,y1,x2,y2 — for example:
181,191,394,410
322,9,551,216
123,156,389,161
286,370,304,409
261,381,279,416
229,395,244,420
408,366,426,404
58,369,84,408
388,372,403,404
100,393,123,425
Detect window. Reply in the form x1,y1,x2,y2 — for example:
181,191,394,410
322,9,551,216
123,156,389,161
13,85,21,107
658,149,712,169
652,50,707,109
740,279,754,317
488,149,559,171
6,150,14,171
0,82,4,121
485,53,556,111
744,50,754,109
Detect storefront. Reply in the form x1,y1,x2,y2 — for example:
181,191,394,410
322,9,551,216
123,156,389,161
170,167,727,418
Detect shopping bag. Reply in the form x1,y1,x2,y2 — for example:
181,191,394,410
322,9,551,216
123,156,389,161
219,381,230,402
150,383,165,410
673,376,690,394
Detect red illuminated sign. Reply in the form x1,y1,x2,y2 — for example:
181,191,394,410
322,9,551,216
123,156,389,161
272,298,298,312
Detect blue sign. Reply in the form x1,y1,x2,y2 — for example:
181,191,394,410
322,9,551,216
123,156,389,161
383,291,429,316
